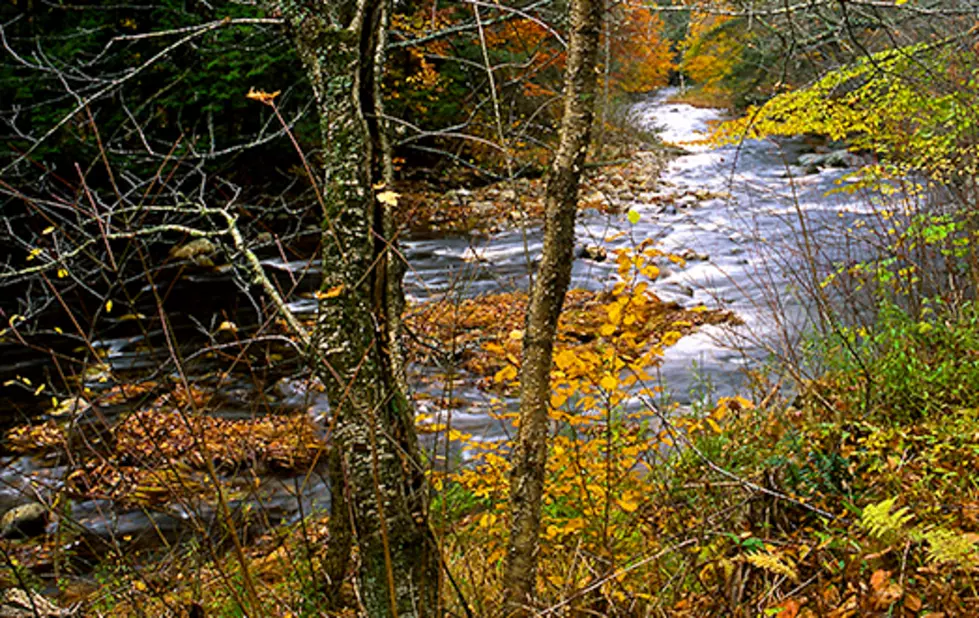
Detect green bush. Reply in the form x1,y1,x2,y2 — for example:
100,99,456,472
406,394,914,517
829,300,979,421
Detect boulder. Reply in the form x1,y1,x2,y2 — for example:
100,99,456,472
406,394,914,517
798,149,862,170
0,589,76,617
1,503,48,539
169,238,217,267
576,245,608,262
679,249,709,262
823,149,862,168
797,153,824,168
677,194,699,209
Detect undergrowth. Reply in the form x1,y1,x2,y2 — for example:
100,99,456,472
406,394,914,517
36,245,979,617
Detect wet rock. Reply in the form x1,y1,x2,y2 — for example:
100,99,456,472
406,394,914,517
48,396,92,418
169,238,217,265
582,191,608,206
677,194,699,209
823,149,862,168
679,249,709,262
1,502,48,539
798,149,861,170
797,153,823,168
575,245,608,262
0,588,76,617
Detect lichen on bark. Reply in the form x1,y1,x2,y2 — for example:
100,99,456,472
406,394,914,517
263,1,438,615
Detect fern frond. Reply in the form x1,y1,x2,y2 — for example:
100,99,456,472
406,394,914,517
860,498,913,540
924,527,978,569
745,551,799,582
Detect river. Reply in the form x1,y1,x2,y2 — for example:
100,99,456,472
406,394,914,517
0,88,877,565
401,89,872,435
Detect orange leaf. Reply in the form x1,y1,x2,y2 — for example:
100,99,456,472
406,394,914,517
776,598,801,618
870,569,890,591
904,594,922,611
315,284,345,299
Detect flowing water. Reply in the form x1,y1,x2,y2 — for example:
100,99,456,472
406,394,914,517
1,89,880,561
401,89,873,431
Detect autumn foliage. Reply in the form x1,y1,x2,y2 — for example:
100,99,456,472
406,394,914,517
608,6,674,93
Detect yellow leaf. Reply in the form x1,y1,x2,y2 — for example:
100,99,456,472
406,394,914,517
508,329,524,341
641,265,660,279
245,87,280,105
315,284,345,299
42,226,55,235
599,374,618,391
483,342,505,355
105,300,113,313
376,190,400,207
618,495,640,513
554,349,578,371
550,393,568,408
57,268,68,278
607,303,623,324
494,365,518,383
599,323,616,337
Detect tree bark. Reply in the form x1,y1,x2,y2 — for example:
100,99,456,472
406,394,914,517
503,0,603,613
266,2,439,616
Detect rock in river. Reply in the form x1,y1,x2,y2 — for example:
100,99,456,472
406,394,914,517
575,245,608,262
1,502,48,539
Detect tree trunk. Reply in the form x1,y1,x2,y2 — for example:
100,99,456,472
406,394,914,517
503,0,603,613
267,2,439,616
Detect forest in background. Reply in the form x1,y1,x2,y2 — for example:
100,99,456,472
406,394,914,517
1,0,979,616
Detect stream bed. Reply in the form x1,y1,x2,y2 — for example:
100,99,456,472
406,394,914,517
0,89,880,569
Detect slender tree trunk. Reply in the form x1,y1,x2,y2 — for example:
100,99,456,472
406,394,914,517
503,0,603,613
266,2,439,616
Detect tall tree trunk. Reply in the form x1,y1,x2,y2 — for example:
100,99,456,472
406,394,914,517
266,2,439,616
503,0,603,613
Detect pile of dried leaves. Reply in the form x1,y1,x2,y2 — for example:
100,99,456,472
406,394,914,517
405,288,736,388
